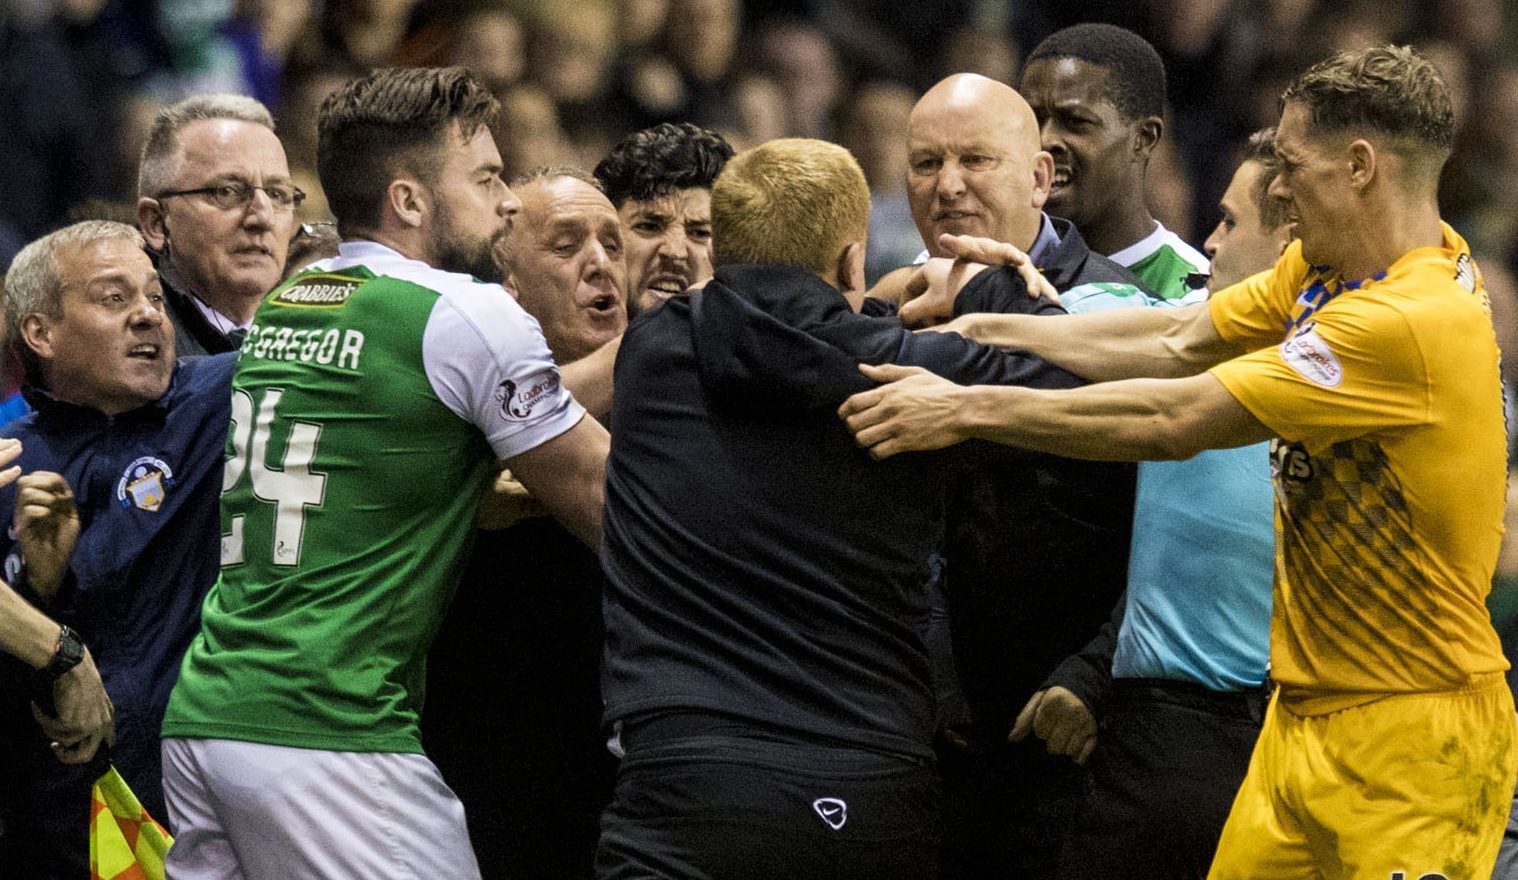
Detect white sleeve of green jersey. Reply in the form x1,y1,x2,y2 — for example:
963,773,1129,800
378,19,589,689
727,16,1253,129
421,281,586,460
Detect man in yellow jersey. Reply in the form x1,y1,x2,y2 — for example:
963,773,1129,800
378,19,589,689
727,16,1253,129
839,44,1517,880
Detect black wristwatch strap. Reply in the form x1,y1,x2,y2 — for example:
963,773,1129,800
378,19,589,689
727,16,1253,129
41,625,84,682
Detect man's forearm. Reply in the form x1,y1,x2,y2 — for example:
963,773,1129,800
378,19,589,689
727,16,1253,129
952,304,1239,383
561,336,622,422
956,373,1268,462
0,581,62,669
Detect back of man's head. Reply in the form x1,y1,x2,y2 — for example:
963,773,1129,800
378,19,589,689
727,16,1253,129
1281,44,1454,176
137,95,276,198
711,139,869,277
317,67,499,237
1025,23,1166,122
594,123,734,208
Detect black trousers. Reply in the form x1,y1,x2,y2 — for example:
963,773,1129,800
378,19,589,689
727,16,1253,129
936,733,1087,880
0,680,108,880
597,714,941,880
1057,679,1266,880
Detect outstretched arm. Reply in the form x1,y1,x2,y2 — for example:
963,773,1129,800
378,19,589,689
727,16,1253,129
839,364,1273,461
935,301,1241,383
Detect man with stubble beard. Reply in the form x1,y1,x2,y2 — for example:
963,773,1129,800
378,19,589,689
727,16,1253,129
161,67,610,880
594,123,733,318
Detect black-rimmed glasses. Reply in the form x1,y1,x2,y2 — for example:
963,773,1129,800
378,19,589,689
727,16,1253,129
156,181,306,211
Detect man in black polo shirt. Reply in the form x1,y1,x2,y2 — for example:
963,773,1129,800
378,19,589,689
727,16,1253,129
595,137,1083,880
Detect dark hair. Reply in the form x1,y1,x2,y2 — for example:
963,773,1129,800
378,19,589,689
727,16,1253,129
593,122,735,208
317,67,500,236
1241,128,1290,229
1025,23,1166,121
1281,45,1454,153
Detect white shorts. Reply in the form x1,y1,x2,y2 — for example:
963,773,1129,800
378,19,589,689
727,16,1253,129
161,737,481,880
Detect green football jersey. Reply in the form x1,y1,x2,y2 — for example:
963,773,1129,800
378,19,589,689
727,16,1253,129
163,241,585,753
1109,222,1210,304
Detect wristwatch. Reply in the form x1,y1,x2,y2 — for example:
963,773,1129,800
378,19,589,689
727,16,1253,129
39,625,84,682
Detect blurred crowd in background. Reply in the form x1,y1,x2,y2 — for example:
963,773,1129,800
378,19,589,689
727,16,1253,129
6,0,1517,284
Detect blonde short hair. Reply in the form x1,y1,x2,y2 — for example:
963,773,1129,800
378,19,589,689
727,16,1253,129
1282,45,1453,155
711,138,869,275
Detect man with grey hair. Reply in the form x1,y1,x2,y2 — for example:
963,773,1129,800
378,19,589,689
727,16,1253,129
0,219,230,877
136,94,299,356
499,166,628,366
426,165,626,878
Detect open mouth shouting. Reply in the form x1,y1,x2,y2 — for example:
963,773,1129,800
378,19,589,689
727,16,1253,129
127,342,164,362
643,270,692,303
1049,165,1073,202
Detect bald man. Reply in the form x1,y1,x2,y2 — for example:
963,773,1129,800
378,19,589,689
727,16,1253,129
884,74,1153,880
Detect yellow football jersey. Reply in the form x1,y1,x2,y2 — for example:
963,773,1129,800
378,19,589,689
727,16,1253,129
1208,224,1508,714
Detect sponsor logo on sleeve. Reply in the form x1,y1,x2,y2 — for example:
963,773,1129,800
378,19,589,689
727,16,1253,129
495,370,561,421
117,456,175,512
1280,321,1342,388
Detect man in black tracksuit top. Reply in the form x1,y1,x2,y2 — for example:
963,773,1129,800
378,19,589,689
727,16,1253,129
595,139,1090,880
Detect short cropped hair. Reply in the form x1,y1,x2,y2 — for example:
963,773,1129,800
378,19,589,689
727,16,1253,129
593,123,735,208
1241,128,1290,230
710,138,869,275
510,165,603,191
1025,23,1166,121
1281,45,1454,154
5,221,145,371
138,94,277,197
317,67,499,237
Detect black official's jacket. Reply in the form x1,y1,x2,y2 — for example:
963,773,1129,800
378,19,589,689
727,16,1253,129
162,276,243,358
600,263,1083,761
942,217,1151,744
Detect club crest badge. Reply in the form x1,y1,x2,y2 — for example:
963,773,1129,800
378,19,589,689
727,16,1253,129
118,457,175,512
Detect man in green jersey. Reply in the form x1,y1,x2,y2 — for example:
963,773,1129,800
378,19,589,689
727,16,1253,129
1020,23,1209,302
160,67,610,879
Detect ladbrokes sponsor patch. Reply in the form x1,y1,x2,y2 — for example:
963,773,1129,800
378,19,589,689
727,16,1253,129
1281,321,1343,388
273,273,361,307
495,370,561,421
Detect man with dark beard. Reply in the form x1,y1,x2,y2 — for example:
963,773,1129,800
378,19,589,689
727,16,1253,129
160,67,611,879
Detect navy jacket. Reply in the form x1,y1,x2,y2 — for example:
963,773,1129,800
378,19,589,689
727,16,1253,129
0,354,234,818
600,263,1082,760
942,219,1146,742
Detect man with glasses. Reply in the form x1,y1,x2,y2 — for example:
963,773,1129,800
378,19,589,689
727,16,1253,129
136,95,299,356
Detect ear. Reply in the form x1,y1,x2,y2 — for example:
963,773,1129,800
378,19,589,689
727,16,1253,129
387,178,428,229
19,313,55,362
137,197,168,252
1030,150,1054,210
1132,115,1163,162
836,239,868,311
1347,139,1376,191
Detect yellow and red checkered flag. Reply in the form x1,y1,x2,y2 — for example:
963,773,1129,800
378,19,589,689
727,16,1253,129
89,765,173,880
